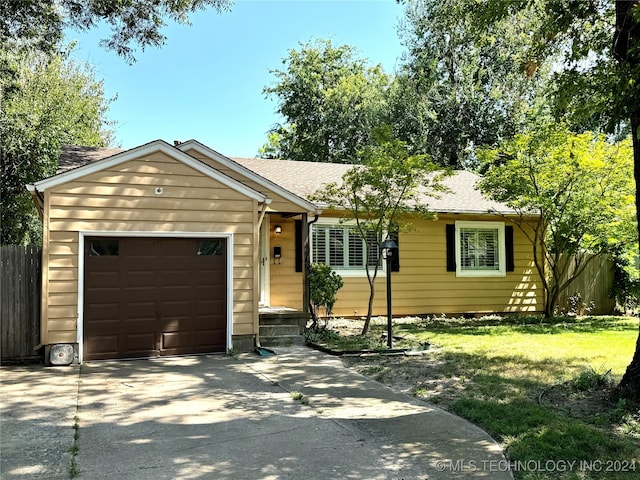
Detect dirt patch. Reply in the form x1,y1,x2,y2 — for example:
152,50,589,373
317,317,466,407
539,382,619,421
341,347,465,408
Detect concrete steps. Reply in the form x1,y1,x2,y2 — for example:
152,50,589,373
259,310,309,347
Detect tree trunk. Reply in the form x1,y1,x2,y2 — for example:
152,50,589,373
616,322,640,403
616,113,640,403
613,0,640,404
361,286,375,335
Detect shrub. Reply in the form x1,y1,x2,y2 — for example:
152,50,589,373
308,263,344,331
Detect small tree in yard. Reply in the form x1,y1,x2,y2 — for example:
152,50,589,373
313,127,449,335
479,124,636,318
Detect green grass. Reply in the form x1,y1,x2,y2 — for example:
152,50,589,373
332,315,640,480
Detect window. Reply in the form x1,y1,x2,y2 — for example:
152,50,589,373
312,223,379,274
88,239,119,256
454,221,506,277
197,239,224,256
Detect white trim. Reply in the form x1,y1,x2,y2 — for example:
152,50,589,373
177,140,320,214
32,140,270,203
77,230,234,363
258,217,271,307
454,221,506,278
310,218,386,278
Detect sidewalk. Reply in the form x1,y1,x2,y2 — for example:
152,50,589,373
241,347,513,480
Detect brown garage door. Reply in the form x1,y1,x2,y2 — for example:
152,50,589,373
84,237,227,361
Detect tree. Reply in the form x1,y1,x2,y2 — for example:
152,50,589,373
612,0,640,404
478,125,636,318
312,127,449,334
1,0,232,62
455,0,640,412
1,47,113,244
262,39,390,163
393,0,544,168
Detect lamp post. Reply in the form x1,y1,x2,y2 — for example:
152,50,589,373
381,236,398,349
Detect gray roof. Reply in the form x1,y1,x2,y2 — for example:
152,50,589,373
58,145,124,173
233,157,516,215
56,145,516,215
231,157,354,201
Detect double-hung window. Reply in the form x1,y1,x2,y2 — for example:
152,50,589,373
311,222,379,275
454,221,506,277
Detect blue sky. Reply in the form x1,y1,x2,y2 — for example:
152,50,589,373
68,0,407,157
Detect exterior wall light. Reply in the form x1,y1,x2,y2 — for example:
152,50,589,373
274,225,282,234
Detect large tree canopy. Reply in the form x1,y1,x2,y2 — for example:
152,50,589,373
0,0,232,62
464,0,639,135
262,39,390,163
479,125,635,317
392,0,545,168
0,47,113,244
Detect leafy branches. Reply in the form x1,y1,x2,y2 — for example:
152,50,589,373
308,263,344,331
262,39,390,163
313,127,449,334
394,0,544,168
479,126,635,316
0,47,113,244
1,1,232,63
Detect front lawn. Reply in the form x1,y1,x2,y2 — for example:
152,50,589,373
312,315,640,480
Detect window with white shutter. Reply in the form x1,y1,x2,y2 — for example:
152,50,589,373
311,222,380,275
455,221,506,277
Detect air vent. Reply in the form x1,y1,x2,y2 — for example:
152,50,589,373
50,344,74,366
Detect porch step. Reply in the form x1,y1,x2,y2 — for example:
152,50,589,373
259,310,310,347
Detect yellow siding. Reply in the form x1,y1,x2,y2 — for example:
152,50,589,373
42,151,259,345
275,213,543,317
268,215,304,309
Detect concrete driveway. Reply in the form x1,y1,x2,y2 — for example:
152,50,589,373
1,347,513,479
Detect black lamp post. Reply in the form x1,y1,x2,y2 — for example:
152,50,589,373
381,236,398,349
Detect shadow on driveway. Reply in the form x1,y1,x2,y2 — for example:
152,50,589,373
1,347,512,479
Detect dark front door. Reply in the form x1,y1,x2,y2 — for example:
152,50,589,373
83,237,227,361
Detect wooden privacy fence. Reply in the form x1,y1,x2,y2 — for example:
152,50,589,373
554,253,615,315
1,245,42,362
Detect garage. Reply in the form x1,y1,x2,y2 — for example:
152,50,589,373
83,236,227,361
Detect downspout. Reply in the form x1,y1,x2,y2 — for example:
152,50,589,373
26,184,45,352
305,213,320,316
